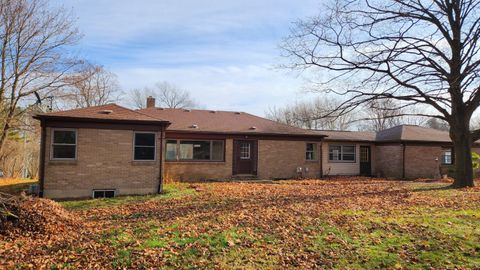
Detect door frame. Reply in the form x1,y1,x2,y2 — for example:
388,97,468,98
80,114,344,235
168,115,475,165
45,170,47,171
359,145,372,176
232,139,258,175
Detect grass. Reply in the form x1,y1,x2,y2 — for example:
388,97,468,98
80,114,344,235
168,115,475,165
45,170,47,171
0,178,37,194
4,178,480,269
60,183,196,211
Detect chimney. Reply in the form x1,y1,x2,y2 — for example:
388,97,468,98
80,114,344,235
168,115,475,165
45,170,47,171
146,96,156,108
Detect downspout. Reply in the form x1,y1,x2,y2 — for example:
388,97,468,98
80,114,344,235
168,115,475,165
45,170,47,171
157,127,165,194
319,140,324,178
38,119,46,197
402,142,406,179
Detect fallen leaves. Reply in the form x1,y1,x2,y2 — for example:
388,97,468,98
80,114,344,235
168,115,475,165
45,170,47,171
1,178,480,269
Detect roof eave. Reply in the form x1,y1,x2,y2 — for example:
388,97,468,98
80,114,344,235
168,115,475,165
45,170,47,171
33,114,171,126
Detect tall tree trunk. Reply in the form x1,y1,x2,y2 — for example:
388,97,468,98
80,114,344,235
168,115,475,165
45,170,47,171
451,124,475,187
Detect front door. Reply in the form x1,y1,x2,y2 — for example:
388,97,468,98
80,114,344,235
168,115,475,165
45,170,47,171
233,140,257,175
360,146,372,176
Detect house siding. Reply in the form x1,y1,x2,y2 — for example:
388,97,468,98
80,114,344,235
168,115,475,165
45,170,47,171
322,142,376,176
404,145,443,179
43,127,160,199
257,140,321,179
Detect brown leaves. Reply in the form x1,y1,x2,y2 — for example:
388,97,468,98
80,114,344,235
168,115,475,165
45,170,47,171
1,178,480,269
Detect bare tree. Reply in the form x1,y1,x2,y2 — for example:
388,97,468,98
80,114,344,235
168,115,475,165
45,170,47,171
282,0,480,187
61,62,121,108
266,97,354,130
130,81,197,109
0,0,80,154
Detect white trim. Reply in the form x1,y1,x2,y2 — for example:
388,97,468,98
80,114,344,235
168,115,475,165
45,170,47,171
328,144,356,163
305,142,318,161
133,131,157,161
50,128,78,161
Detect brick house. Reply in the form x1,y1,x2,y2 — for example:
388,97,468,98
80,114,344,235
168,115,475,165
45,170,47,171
33,98,478,199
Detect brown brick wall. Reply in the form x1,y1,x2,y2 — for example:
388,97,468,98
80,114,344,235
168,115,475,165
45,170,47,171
44,127,160,199
164,139,233,181
404,145,443,179
257,140,321,179
375,144,404,179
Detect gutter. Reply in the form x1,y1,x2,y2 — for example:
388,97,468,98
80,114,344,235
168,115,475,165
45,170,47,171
402,142,406,179
157,127,165,194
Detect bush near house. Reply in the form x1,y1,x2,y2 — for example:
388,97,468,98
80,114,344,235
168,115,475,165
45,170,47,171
1,179,480,269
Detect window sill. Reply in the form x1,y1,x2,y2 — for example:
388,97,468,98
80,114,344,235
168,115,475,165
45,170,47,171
166,160,226,164
328,160,356,164
48,160,77,165
131,161,157,166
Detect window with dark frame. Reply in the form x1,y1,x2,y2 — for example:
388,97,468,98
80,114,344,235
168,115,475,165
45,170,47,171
441,147,453,165
306,143,317,161
93,190,115,198
52,129,77,160
328,145,356,162
134,132,156,161
165,140,225,161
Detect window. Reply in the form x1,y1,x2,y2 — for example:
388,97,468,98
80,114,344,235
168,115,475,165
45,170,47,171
51,129,77,160
329,145,356,162
240,143,251,159
441,147,453,165
165,140,224,161
93,189,115,198
166,140,177,161
134,132,155,161
306,143,317,161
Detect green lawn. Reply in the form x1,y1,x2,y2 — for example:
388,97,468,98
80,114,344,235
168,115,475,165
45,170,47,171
3,179,480,269
60,183,196,211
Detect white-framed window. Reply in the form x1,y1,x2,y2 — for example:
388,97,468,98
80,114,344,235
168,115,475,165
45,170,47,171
306,143,317,161
441,147,453,165
165,140,224,161
329,145,356,162
134,132,156,161
51,129,77,160
240,143,251,159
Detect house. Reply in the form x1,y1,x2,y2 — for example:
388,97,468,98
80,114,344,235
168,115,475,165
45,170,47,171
318,126,480,179
34,100,323,199
33,98,477,199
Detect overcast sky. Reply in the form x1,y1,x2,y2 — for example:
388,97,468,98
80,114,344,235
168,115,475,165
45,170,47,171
58,0,322,115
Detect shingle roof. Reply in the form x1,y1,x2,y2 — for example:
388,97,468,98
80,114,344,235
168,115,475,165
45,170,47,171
315,130,377,142
34,104,168,123
376,125,451,142
137,107,321,136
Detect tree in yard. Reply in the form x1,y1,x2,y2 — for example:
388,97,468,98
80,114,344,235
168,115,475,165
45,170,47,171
0,0,80,154
61,62,121,108
282,0,480,187
130,81,198,109
266,97,354,130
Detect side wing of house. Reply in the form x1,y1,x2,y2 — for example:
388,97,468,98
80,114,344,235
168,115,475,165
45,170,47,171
321,141,376,177
163,133,324,181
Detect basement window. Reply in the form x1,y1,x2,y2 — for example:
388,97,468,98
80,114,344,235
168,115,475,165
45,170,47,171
92,190,115,198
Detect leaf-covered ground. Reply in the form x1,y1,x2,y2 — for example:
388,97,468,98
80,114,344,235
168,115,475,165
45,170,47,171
2,178,480,269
